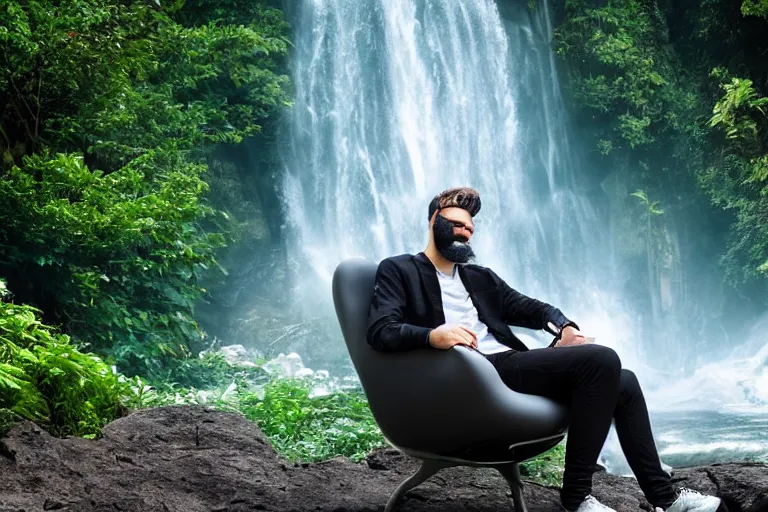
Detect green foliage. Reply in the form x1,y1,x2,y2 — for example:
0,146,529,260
78,18,290,167
173,0,288,32
704,76,768,280
0,151,224,376
238,379,385,463
0,0,289,164
742,0,768,18
555,0,768,298
710,77,768,141
0,280,125,437
151,351,269,391
631,190,665,216
554,0,693,152
0,0,159,157
520,443,565,487
0,0,290,375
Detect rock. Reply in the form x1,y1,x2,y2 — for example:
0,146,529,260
0,406,763,511
294,367,315,379
677,464,768,512
264,352,307,378
220,344,250,363
219,344,264,366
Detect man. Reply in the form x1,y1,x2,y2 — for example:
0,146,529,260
366,187,722,512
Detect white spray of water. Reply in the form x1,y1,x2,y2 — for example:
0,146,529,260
648,314,768,414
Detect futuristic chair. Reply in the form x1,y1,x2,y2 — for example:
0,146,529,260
332,258,569,511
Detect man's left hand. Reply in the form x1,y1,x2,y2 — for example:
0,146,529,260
555,326,588,347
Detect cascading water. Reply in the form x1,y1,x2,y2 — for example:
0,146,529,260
282,0,641,365
278,0,767,468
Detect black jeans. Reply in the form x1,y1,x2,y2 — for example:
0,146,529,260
486,345,675,511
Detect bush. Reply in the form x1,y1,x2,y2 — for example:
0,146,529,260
0,280,126,437
0,151,225,378
151,351,270,391
520,443,565,487
238,378,385,463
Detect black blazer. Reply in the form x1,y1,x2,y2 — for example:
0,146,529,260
366,252,576,352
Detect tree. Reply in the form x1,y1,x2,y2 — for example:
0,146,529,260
0,0,290,376
742,0,768,18
705,75,768,280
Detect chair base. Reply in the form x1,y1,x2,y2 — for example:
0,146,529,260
381,433,564,510
497,462,528,512
384,458,528,512
384,459,451,512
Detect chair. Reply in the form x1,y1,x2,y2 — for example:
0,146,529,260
331,258,569,512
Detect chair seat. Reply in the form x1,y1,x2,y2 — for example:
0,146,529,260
394,433,564,465
440,434,564,464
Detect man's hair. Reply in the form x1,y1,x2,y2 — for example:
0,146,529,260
427,187,482,221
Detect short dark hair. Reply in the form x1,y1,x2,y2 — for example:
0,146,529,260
427,187,482,221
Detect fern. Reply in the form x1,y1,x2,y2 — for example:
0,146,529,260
0,279,127,436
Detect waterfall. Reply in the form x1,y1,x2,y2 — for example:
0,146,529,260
279,0,766,415
281,0,645,369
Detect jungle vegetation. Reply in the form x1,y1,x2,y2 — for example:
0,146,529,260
552,0,768,303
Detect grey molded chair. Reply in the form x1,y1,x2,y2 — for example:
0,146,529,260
332,258,569,512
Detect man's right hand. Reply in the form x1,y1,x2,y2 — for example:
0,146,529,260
428,324,478,350
555,326,589,347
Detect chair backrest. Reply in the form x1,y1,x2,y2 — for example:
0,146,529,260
332,258,567,455
331,258,379,370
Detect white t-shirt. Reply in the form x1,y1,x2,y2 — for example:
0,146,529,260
435,266,510,355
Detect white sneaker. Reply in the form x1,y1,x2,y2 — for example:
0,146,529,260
575,495,616,512
655,488,722,512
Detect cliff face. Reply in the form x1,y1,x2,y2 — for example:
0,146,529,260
0,406,765,512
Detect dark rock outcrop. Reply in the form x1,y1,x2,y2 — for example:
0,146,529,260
0,406,764,511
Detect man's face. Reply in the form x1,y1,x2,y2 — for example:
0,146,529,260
432,206,475,263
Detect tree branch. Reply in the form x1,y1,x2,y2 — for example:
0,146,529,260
4,51,39,147
35,70,43,142
0,124,11,148
7,73,36,122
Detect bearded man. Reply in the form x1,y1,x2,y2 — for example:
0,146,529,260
366,187,721,512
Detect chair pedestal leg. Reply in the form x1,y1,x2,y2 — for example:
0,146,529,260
384,459,452,512
497,463,528,512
